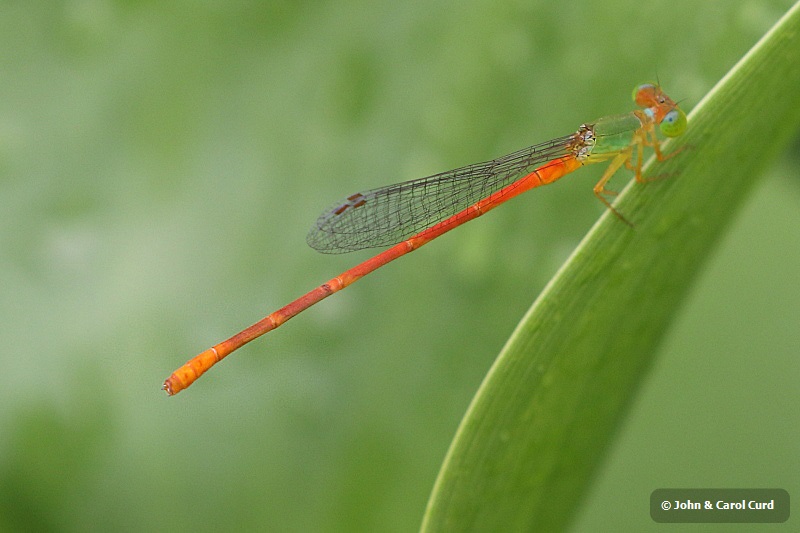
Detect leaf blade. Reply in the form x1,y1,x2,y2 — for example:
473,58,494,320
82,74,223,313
422,2,800,531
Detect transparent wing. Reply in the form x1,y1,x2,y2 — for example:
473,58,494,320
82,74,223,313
307,134,578,253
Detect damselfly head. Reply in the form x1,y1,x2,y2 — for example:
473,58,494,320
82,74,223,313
633,82,686,137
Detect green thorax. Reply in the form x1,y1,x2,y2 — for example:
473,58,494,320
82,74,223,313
583,112,643,162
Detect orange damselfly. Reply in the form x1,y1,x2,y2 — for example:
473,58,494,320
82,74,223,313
163,83,687,395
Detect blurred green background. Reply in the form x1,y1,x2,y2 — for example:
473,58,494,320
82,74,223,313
1,1,798,531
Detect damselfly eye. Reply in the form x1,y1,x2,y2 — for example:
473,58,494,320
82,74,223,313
632,83,657,106
660,108,687,138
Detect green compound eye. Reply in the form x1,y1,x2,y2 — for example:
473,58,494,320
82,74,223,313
660,108,687,137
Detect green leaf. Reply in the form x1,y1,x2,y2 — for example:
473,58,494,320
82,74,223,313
421,2,800,531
